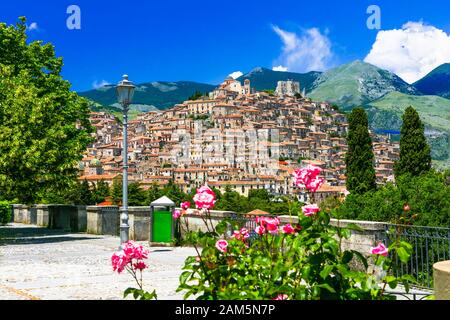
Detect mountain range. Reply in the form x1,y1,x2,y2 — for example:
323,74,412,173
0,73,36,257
78,61,450,167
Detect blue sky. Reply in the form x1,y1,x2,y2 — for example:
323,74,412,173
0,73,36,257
3,0,450,91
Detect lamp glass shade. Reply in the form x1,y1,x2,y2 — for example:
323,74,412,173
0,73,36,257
116,74,135,105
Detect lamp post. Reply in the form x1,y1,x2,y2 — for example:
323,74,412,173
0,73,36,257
116,74,135,248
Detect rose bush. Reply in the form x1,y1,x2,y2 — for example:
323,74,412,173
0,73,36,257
111,240,157,300
175,167,415,300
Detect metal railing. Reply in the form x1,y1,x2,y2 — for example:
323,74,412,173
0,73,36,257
231,214,450,290
383,224,450,289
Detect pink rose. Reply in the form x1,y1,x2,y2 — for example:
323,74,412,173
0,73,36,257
193,186,216,210
122,240,149,260
302,204,320,217
259,217,280,234
342,189,350,196
215,240,228,253
181,201,191,210
197,185,215,195
133,261,147,271
233,228,250,241
240,228,250,239
282,224,296,234
305,177,324,193
370,243,388,257
293,165,323,193
173,209,182,219
111,251,129,273
255,225,266,235
273,294,288,300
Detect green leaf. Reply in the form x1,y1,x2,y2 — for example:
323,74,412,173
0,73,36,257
397,247,410,263
320,265,334,279
123,287,134,298
180,271,191,285
351,250,368,269
316,283,336,293
342,251,353,264
340,228,351,239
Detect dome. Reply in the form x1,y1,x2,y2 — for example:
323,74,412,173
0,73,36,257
90,158,102,167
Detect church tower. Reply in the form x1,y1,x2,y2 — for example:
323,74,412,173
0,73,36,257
243,79,251,95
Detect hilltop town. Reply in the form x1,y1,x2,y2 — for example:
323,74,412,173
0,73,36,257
79,77,399,203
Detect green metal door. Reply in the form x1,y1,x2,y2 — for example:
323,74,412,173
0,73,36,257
152,210,172,243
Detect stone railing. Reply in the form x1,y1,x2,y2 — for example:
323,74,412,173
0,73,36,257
10,205,387,253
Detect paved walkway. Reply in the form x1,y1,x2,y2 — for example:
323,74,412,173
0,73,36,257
0,223,197,300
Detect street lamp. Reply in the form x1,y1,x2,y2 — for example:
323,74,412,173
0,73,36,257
116,74,135,248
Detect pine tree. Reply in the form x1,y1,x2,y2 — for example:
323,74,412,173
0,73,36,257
345,107,377,194
395,106,431,177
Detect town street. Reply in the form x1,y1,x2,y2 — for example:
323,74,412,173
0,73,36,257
0,223,196,300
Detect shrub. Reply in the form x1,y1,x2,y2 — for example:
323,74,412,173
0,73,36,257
0,201,11,225
335,171,450,227
175,166,415,300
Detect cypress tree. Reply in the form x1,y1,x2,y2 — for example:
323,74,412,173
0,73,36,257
345,107,377,194
395,106,431,177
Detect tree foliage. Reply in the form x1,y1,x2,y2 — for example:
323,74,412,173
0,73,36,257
335,171,450,227
394,106,431,177
0,17,93,204
345,107,377,194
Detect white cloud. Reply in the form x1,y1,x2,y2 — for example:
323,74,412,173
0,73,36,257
272,25,333,73
272,65,288,72
364,21,450,83
27,22,39,31
92,80,111,89
228,71,243,79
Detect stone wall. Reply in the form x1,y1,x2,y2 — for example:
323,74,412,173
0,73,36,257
128,207,151,241
9,205,388,255
177,211,387,256
86,206,119,236
11,204,86,232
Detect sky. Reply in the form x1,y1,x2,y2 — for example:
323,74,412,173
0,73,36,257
3,0,450,91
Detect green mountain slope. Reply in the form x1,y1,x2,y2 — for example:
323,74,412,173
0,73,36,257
79,81,216,110
414,63,450,99
366,91,450,164
309,60,419,109
237,67,321,92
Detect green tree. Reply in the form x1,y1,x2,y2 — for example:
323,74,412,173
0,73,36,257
111,176,122,205
336,171,450,227
93,180,110,204
0,18,94,204
162,180,188,205
146,183,162,204
188,90,203,101
394,106,431,177
128,182,147,206
79,179,94,205
345,107,377,194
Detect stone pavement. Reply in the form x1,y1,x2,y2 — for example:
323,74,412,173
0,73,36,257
0,223,197,300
